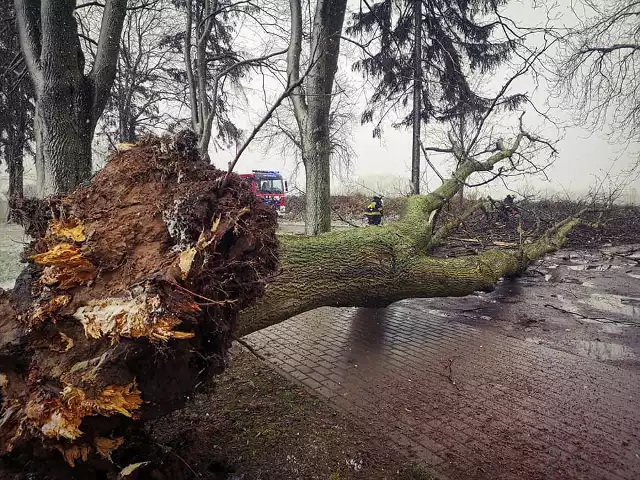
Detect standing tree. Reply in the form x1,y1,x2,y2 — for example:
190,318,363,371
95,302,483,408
14,0,128,196
287,0,349,235
180,0,288,160
258,69,357,189
346,0,520,194
0,0,34,209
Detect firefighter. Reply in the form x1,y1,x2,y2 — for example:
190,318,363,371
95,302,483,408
364,195,383,225
503,194,515,207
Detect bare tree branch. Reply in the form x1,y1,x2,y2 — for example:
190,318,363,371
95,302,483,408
90,0,128,122
14,0,42,90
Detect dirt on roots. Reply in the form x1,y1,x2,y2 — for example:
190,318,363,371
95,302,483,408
0,135,278,478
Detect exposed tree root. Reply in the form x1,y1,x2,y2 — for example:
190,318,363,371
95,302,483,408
0,135,278,475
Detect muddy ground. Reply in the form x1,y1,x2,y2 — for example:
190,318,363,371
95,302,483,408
148,345,434,480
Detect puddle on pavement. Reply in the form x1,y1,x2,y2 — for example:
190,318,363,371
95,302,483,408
567,264,619,271
599,324,627,334
579,294,640,318
425,309,449,318
577,340,636,361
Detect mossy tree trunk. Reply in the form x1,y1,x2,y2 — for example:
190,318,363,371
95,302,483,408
238,133,580,335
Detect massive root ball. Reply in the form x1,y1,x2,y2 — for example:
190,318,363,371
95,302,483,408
0,136,278,471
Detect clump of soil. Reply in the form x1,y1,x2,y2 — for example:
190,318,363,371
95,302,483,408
0,134,278,476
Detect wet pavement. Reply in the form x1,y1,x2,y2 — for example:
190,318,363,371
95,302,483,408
244,245,640,479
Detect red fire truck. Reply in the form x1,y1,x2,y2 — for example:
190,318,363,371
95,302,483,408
239,170,287,216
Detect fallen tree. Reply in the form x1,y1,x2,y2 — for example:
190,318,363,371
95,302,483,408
0,128,583,476
237,132,581,335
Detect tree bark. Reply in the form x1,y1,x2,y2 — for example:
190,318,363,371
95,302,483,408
237,217,578,335
288,0,348,235
14,0,128,196
35,85,95,196
301,132,332,235
7,126,25,203
410,0,422,195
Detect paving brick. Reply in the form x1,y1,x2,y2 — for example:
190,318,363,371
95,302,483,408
244,303,640,480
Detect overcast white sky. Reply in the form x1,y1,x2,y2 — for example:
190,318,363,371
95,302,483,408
1,0,638,203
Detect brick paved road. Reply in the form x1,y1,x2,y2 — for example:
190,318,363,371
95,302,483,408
244,302,640,480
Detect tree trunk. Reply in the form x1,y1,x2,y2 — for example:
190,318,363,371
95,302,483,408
35,84,95,196
237,214,577,335
118,111,137,143
237,131,579,334
7,126,25,202
410,0,423,195
302,129,332,235
15,0,128,196
289,0,348,235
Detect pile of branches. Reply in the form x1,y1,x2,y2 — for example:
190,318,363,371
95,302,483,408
0,135,278,477
435,198,640,250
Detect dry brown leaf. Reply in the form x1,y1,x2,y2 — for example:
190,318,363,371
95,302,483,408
95,436,125,459
73,295,196,342
56,444,90,467
31,243,83,265
116,142,136,152
59,332,74,351
40,410,83,440
29,295,71,323
95,382,144,417
62,380,143,419
30,243,96,289
0,374,8,389
49,218,86,243
210,215,221,234
178,247,198,279
46,331,75,352
31,381,143,446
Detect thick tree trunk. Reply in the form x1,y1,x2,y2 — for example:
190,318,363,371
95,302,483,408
289,0,348,235
302,134,332,235
238,218,577,335
410,0,423,195
35,85,95,196
237,132,580,334
15,0,127,196
7,128,25,202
